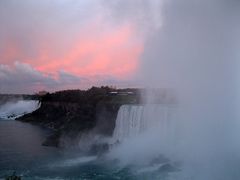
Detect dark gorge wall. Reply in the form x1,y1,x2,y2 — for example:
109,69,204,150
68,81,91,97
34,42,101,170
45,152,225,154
17,87,140,147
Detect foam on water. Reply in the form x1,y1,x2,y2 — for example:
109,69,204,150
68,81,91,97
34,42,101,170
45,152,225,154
51,156,98,167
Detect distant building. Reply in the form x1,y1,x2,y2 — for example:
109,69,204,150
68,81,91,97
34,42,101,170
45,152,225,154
109,91,118,96
108,91,135,96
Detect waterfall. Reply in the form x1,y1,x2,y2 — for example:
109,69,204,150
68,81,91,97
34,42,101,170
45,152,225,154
112,104,177,144
108,104,179,165
0,100,40,120
109,102,239,174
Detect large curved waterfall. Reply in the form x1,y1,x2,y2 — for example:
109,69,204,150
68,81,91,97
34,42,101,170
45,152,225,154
108,104,179,166
112,104,177,144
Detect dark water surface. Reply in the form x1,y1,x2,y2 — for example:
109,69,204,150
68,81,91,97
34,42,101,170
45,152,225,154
4,119,236,180
0,120,161,180
0,120,60,179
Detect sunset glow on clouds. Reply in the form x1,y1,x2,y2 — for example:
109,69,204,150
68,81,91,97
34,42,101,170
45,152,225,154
1,22,143,79
0,0,144,93
34,23,143,78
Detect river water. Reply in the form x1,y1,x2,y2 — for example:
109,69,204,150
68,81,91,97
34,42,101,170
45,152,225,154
0,120,166,180
1,101,240,180
0,99,174,180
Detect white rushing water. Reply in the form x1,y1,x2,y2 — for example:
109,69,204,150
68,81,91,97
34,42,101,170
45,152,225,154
108,103,240,179
108,104,181,167
0,100,40,120
112,104,177,144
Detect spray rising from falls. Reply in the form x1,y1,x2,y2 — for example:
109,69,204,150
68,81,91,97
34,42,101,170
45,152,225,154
105,0,240,179
108,103,184,167
108,102,240,179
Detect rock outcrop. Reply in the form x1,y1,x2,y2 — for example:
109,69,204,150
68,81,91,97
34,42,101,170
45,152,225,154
17,87,140,148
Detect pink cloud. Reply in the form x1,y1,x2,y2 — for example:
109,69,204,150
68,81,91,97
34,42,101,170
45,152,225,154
1,21,143,80
0,1,144,93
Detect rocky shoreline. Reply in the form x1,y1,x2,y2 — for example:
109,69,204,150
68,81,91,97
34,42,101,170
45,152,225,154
16,87,141,148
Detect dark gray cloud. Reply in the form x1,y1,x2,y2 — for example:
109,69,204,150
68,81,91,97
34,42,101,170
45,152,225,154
0,61,84,94
0,61,134,94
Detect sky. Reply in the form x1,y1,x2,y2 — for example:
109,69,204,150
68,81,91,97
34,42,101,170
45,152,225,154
0,0,155,94
0,0,239,94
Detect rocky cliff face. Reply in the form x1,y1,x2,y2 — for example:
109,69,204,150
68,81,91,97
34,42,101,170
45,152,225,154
17,87,140,148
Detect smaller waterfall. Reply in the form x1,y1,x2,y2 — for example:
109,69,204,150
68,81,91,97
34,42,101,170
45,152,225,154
112,104,177,144
0,100,40,120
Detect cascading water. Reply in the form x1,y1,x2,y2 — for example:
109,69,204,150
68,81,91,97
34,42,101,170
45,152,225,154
0,100,40,120
112,104,177,144
105,0,240,179
108,101,240,179
108,97,240,179
108,103,182,168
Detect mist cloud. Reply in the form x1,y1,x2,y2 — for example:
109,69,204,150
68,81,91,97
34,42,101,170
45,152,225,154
105,1,240,178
